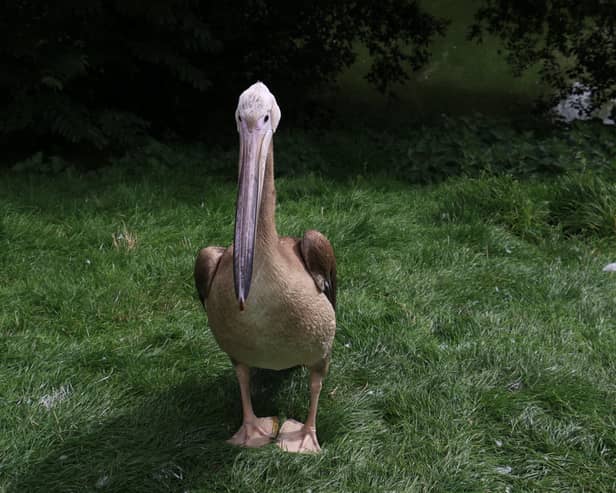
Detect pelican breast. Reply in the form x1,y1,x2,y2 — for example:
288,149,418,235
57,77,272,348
206,239,336,370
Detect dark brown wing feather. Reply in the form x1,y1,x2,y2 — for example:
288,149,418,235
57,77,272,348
300,230,336,310
194,246,225,306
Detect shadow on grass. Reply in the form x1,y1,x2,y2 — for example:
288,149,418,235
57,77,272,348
9,369,298,493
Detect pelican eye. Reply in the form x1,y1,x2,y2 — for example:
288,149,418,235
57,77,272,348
264,115,269,123
238,115,242,122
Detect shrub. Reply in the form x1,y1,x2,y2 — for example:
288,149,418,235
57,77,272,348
398,115,615,183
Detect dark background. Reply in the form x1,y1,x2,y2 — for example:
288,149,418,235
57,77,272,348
1,0,615,157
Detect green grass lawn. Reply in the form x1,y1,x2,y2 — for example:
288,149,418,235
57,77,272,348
1,125,616,492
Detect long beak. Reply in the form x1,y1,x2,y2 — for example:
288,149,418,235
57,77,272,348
233,129,271,310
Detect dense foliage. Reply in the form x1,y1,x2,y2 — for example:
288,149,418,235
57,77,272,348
2,1,615,152
470,0,616,113
0,0,446,149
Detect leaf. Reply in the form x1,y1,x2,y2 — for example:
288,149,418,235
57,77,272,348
40,75,63,91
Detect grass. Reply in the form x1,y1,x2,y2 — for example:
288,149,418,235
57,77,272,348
1,124,616,492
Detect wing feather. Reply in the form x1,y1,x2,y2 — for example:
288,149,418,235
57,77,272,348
194,246,225,306
300,230,336,310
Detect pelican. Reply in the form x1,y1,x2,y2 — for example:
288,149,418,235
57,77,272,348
194,82,336,453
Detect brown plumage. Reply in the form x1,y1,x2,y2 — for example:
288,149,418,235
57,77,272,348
300,230,336,310
194,246,224,305
194,82,336,453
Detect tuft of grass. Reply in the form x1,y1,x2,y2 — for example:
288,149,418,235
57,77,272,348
436,175,554,242
438,171,616,242
550,173,616,238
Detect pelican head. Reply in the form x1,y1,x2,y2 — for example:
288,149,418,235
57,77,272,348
233,82,281,310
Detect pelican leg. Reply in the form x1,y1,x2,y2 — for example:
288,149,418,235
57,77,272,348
227,363,279,448
277,366,325,453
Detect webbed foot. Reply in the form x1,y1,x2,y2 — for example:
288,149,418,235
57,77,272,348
227,416,279,448
276,419,321,453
